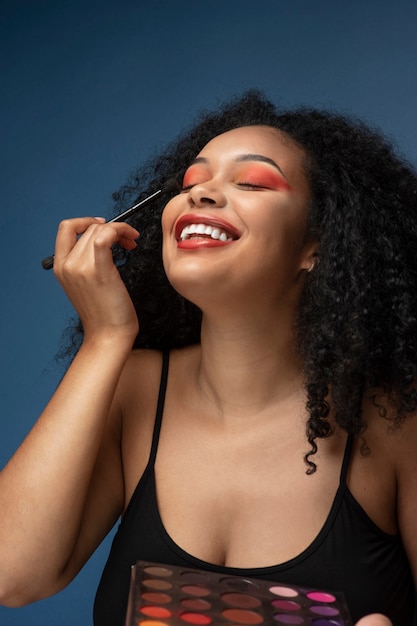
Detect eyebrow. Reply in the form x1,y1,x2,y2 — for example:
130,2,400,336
190,154,288,180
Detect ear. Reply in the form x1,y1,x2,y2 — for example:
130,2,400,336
300,240,319,272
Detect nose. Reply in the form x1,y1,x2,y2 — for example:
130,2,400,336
187,180,227,208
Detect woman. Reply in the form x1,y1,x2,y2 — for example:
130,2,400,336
0,91,416,626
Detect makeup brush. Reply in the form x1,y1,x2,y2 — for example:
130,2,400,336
41,178,179,270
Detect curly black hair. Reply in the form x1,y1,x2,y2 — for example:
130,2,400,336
59,90,417,472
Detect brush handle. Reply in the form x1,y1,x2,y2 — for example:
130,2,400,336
40,180,178,270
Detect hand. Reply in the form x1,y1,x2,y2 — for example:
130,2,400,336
53,217,140,343
355,614,392,626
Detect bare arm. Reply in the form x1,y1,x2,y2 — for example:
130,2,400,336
0,217,140,605
395,413,417,588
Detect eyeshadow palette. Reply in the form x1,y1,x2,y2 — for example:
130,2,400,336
125,560,352,626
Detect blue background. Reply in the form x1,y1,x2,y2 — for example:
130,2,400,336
1,1,417,624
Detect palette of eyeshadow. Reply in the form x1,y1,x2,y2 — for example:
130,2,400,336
125,560,353,626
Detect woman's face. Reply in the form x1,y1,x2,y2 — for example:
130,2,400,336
162,125,316,312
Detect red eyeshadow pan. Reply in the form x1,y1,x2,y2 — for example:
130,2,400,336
180,612,212,624
140,606,172,618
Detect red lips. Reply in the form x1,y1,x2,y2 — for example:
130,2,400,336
175,214,240,242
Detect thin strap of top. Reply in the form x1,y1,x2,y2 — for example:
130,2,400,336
147,350,354,488
148,350,170,464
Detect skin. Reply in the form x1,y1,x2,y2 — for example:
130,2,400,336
0,127,415,626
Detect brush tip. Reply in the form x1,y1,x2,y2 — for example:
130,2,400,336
163,178,180,194
41,255,55,270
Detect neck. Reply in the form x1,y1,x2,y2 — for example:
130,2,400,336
196,310,305,420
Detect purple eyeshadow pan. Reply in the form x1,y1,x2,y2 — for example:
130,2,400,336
309,606,340,617
273,616,305,624
272,600,302,611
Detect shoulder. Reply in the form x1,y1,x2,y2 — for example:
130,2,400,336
115,349,164,503
117,348,165,407
118,346,199,396
117,344,201,410
347,390,417,539
116,346,200,508
360,391,417,581
360,391,417,472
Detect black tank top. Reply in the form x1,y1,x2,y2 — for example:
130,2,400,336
94,351,415,626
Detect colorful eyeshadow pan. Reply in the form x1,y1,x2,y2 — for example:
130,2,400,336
141,606,173,618
221,593,262,609
181,598,212,611
143,579,173,591
125,561,353,626
270,586,299,598
181,585,211,597
142,592,172,604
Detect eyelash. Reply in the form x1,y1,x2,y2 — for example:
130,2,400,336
181,182,266,192
238,182,265,189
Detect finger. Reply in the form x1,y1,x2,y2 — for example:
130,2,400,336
54,217,106,266
115,235,139,251
91,222,140,249
92,223,139,267
55,219,139,270
355,614,392,626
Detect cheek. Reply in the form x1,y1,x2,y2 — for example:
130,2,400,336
160,201,177,269
161,197,179,236
251,207,308,255
160,202,171,233
161,218,171,265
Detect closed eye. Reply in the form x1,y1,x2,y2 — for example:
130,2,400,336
237,182,269,189
182,181,274,192
181,184,194,192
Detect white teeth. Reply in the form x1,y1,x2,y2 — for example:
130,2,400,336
179,223,233,242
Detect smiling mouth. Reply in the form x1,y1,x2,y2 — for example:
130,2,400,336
179,223,236,242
